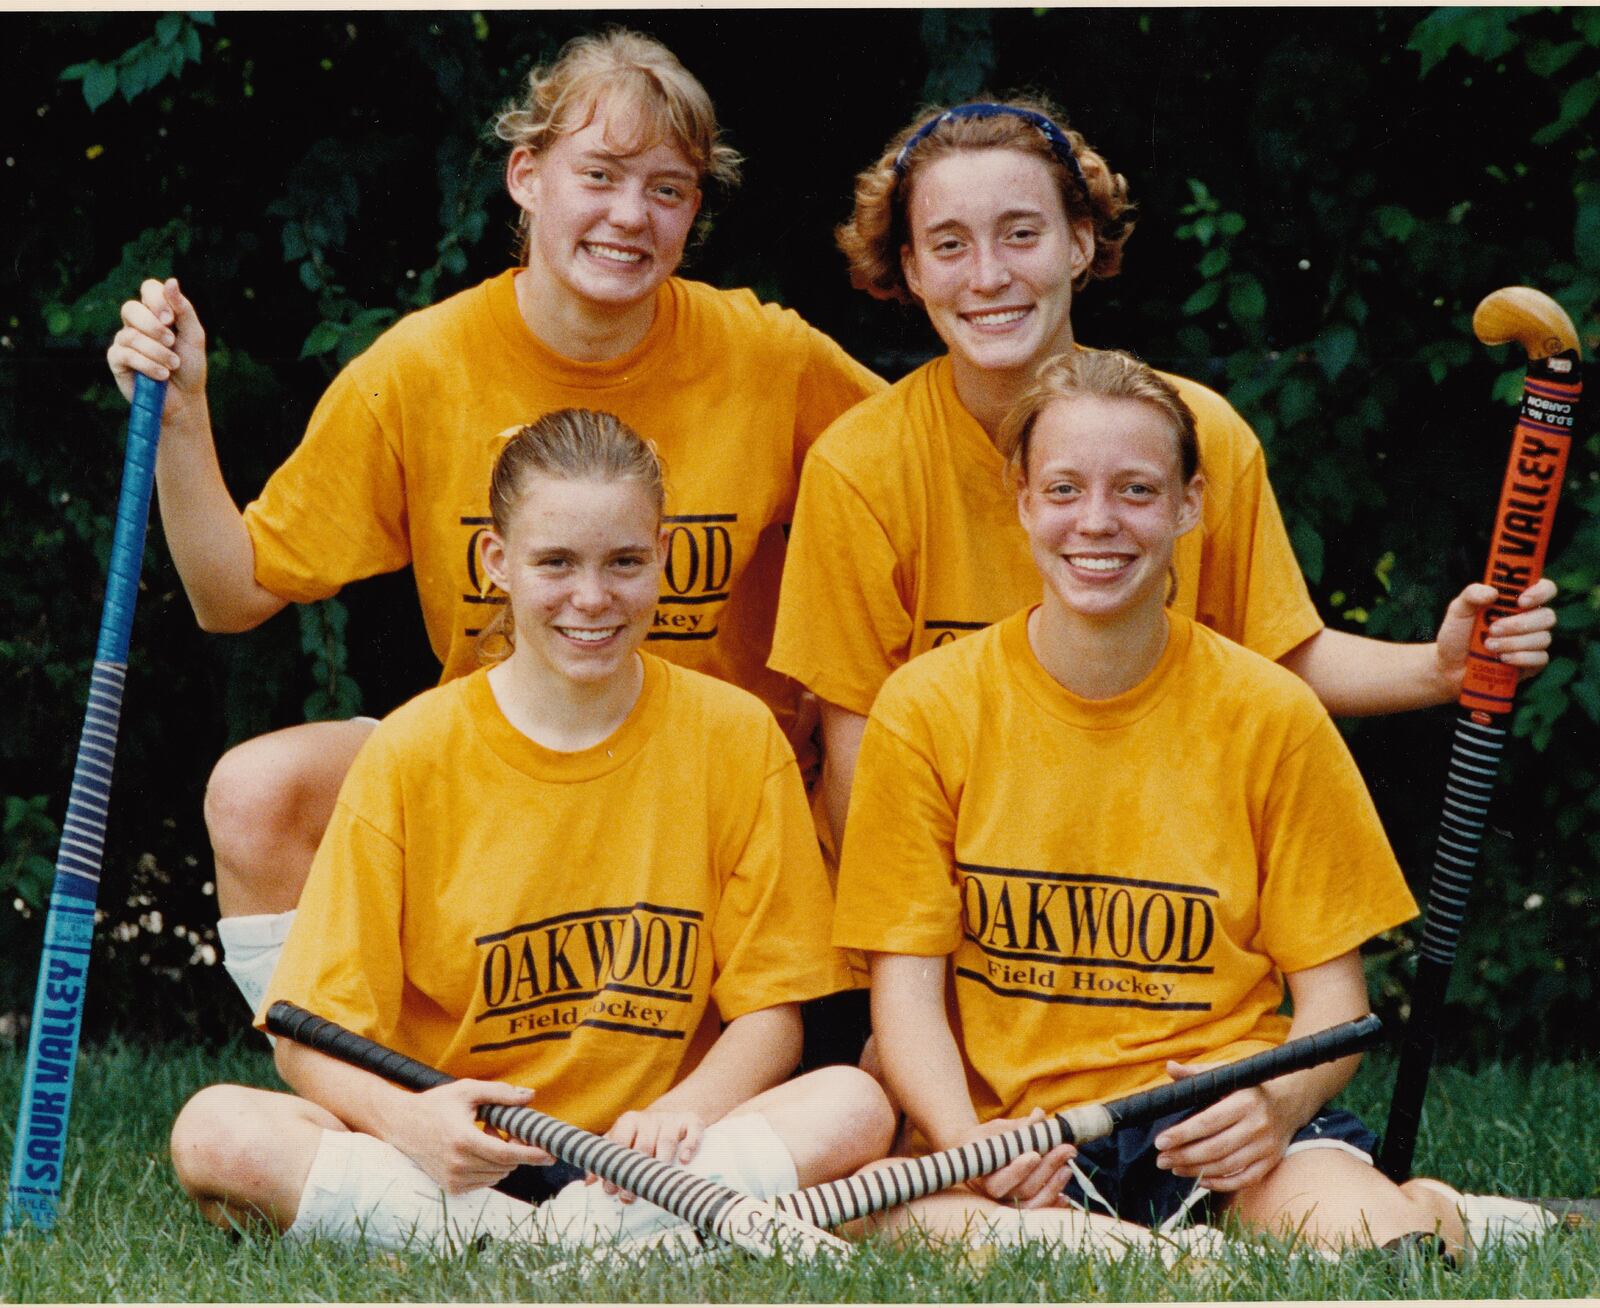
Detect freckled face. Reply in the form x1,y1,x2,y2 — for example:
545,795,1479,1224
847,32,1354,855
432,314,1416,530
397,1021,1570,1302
510,104,702,311
480,475,664,688
900,147,1091,377
1017,395,1203,623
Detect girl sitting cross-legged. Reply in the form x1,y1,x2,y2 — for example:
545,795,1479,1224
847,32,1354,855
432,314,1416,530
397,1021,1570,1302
169,409,894,1253
833,349,1484,1257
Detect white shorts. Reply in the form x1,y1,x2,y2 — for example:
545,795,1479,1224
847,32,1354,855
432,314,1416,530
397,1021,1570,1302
285,1110,798,1254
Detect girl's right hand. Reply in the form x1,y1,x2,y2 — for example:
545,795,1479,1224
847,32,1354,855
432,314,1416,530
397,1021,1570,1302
106,277,208,415
394,1080,555,1194
957,1108,1078,1208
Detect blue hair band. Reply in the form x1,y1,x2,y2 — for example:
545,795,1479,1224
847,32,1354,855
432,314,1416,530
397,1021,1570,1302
892,103,1092,205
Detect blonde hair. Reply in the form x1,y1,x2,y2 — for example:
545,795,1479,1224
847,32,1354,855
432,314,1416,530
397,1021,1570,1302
477,408,666,664
836,94,1134,304
494,28,742,261
1000,350,1200,484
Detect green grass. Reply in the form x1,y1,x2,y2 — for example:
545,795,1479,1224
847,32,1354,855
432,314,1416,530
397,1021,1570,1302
1,1039,1596,1301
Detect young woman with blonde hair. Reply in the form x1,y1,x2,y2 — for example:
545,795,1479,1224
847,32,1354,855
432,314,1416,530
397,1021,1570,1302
833,350,1489,1255
169,410,894,1251
106,30,882,1018
771,97,1555,855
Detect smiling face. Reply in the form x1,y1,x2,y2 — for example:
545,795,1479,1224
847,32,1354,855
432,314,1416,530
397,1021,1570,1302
901,147,1092,380
1017,394,1204,625
479,474,664,690
509,102,702,313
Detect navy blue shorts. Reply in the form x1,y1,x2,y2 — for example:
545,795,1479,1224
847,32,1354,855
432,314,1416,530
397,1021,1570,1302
493,1159,587,1206
1061,1105,1377,1227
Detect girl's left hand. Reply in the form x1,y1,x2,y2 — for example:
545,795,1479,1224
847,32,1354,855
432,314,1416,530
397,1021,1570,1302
1150,1061,1300,1193
590,1107,709,1202
1434,578,1557,688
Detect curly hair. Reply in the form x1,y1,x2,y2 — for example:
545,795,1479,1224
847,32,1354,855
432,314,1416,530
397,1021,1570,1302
836,95,1135,304
494,28,743,262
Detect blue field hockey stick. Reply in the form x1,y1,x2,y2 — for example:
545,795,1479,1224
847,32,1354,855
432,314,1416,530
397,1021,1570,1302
5,374,167,1233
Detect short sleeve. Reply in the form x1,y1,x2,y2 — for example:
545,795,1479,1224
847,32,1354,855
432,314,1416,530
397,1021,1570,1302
771,453,911,715
791,330,885,473
708,725,854,1019
1255,712,1418,973
257,737,407,1043
833,700,963,956
242,365,411,603
1196,431,1323,663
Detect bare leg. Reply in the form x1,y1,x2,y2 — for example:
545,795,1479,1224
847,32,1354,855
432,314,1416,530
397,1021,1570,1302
860,1183,1155,1249
204,719,375,916
170,1084,344,1232
727,1066,896,1187
1223,1148,1467,1255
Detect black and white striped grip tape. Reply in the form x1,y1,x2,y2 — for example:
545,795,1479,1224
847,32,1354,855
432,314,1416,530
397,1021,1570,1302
1416,714,1506,966
263,1004,849,1259
774,1014,1384,1229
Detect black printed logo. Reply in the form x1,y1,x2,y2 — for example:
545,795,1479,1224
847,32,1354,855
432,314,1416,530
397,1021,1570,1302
955,861,1216,1012
472,902,703,1052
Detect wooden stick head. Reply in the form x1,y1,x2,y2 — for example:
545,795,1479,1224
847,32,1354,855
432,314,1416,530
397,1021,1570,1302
1473,287,1580,360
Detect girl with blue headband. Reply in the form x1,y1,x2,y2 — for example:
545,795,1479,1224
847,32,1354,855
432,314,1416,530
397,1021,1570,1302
771,95,1556,863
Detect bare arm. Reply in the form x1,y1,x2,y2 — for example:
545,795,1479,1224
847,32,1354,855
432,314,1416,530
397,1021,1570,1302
107,277,287,632
1278,579,1557,716
819,700,868,853
871,952,1074,1205
274,1038,553,1194
599,1004,803,1184
1152,949,1370,1190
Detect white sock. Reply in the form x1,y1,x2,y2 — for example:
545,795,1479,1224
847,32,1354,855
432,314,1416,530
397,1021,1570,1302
535,1111,799,1248
285,1127,543,1254
1408,1179,1557,1249
217,911,294,1019
284,1111,798,1255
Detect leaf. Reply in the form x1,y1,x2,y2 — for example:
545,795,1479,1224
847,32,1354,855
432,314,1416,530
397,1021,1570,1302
1228,275,1267,323
1315,323,1358,380
1373,205,1416,242
1181,281,1220,316
155,12,183,45
1290,520,1325,585
1199,247,1230,278
83,63,118,111
1574,183,1600,272
1532,77,1600,147
299,320,343,360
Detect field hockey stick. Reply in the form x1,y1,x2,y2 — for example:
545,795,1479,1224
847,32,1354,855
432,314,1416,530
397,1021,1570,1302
1379,287,1581,1182
4,375,167,1235
264,1003,849,1260
774,1015,1382,1228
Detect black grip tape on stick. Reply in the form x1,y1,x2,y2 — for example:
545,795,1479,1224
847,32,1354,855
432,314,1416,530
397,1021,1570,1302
777,1015,1383,1229
264,1002,850,1258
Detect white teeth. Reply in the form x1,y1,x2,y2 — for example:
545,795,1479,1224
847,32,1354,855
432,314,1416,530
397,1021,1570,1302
968,308,1029,326
559,627,619,643
585,244,644,264
1068,556,1129,572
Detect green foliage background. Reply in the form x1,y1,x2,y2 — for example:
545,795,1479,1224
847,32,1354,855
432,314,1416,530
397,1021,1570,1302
1,9,1595,1052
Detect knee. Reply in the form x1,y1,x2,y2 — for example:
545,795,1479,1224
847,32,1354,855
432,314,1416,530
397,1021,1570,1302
170,1085,254,1201
204,739,306,864
812,1065,897,1161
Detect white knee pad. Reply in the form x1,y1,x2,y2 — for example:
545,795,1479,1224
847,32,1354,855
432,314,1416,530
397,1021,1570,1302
217,911,295,1019
534,1111,799,1248
285,1128,543,1254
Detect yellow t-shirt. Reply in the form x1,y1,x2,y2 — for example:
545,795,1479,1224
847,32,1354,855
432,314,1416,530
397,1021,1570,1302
770,354,1322,716
833,610,1416,1124
241,271,884,742
263,655,854,1136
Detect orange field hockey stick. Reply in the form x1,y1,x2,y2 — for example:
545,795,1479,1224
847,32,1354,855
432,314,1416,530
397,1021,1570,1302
1379,288,1581,1181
